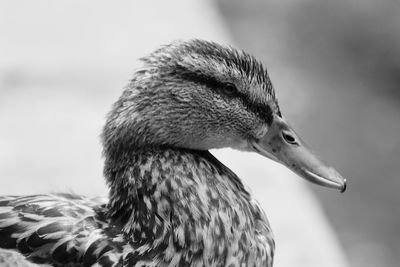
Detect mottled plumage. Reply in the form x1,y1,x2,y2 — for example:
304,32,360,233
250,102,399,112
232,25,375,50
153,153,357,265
0,149,274,266
0,39,346,266
0,194,112,266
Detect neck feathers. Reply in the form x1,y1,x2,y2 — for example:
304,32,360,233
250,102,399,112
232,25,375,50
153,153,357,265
103,147,273,266
104,147,249,224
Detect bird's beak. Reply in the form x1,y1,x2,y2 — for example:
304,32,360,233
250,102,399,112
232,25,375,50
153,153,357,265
251,115,347,193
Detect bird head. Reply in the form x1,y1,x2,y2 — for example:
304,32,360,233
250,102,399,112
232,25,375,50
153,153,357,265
103,40,346,192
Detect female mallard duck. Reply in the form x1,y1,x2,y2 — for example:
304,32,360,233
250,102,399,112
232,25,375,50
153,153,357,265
0,40,346,266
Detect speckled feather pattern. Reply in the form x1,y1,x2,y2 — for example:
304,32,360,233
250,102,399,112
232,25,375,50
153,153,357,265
0,194,114,266
106,148,274,266
0,149,274,266
0,40,279,266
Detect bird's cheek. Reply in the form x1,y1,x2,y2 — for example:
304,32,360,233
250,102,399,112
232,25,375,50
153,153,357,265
253,124,269,140
233,140,255,152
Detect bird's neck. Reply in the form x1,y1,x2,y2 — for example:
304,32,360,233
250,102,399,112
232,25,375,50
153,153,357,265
104,146,250,230
103,146,274,266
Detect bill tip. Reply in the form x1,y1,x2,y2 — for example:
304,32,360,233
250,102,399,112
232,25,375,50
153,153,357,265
340,179,347,193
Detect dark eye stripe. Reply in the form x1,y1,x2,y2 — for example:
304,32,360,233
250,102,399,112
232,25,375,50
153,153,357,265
171,66,273,125
221,83,241,98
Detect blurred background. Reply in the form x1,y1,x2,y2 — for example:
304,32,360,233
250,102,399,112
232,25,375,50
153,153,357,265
1,1,399,266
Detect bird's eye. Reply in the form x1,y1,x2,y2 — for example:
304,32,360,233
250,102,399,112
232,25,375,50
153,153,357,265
282,131,298,145
221,83,238,97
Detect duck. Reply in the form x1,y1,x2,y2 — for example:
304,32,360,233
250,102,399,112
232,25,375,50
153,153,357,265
0,40,346,267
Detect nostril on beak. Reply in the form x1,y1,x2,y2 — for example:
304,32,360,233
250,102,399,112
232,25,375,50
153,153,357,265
282,131,297,144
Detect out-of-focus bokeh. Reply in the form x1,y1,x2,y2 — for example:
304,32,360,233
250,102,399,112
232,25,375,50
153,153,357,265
1,1,399,266
217,0,400,266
